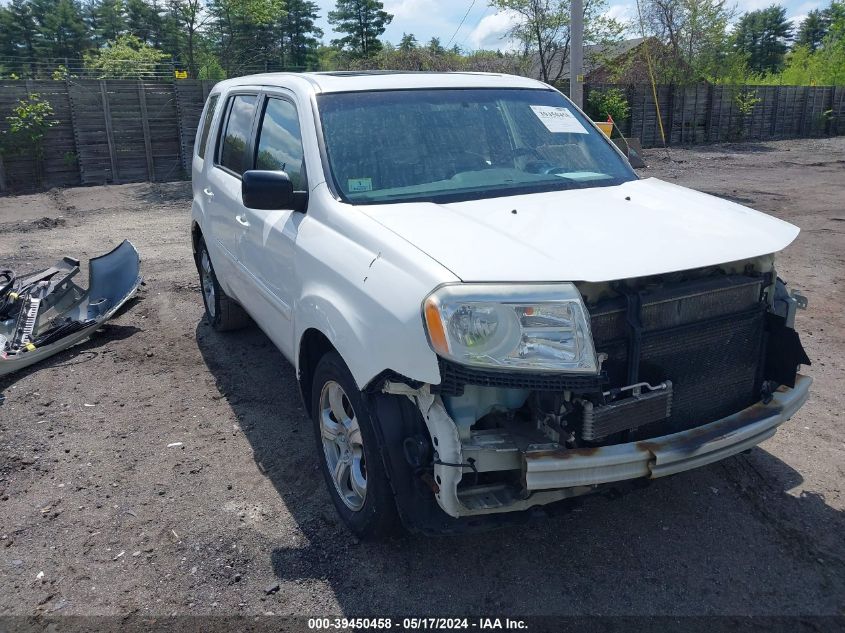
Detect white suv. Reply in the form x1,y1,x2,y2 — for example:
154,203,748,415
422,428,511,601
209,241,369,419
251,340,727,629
191,71,811,537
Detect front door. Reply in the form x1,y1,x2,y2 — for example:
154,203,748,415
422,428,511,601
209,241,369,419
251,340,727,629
239,94,309,358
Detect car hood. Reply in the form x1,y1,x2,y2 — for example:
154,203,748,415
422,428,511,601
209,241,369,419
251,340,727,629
357,178,800,283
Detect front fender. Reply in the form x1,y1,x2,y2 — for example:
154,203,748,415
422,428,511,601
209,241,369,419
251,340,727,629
294,261,442,391
293,195,455,390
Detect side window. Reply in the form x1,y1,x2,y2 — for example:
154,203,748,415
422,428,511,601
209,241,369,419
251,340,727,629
218,94,257,175
255,98,306,190
196,94,219,159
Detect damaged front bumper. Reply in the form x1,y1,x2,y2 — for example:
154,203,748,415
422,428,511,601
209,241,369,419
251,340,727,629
385,374,812,518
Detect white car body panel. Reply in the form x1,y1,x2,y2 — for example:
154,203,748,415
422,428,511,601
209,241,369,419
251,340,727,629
212,71,547,95
292,185,456,388
357,177,800,283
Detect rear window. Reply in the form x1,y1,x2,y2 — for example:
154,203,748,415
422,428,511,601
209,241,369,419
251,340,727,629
218,95,257,175
197,94,219,159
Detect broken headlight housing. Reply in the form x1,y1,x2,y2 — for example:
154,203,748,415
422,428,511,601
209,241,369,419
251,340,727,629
423,284,598,373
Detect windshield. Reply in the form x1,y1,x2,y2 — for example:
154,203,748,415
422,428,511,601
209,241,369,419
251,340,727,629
316,88,637,204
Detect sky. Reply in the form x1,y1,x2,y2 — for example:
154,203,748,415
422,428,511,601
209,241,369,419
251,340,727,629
312,0,828,51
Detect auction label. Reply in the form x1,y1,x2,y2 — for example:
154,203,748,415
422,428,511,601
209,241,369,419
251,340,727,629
529,105,588,134
308,617,528,630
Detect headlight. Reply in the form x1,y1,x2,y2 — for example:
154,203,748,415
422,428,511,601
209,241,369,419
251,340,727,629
423,284,598,373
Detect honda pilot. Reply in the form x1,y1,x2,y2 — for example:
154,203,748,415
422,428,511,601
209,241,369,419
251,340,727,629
191,71,811,537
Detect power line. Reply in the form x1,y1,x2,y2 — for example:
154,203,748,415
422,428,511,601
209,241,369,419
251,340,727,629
459,6,492,50
446,0,477,48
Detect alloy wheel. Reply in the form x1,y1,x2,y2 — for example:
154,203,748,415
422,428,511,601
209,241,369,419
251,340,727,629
319,380,367,511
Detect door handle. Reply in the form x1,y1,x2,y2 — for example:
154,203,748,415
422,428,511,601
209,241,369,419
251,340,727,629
203,187,214,198
235,214,250,227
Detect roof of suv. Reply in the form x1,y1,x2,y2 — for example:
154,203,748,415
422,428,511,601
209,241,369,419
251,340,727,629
216,71,550,94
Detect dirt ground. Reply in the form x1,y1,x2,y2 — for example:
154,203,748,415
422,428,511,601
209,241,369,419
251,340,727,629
0,137,843,619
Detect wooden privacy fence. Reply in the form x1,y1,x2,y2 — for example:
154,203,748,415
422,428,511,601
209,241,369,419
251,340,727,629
0,79,216,193
588,83,845,148
1,79,844,193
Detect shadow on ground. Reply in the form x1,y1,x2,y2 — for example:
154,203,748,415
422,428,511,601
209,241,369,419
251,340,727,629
196,321,845,616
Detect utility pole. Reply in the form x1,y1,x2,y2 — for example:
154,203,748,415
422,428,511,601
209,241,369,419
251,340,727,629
570,0,584,108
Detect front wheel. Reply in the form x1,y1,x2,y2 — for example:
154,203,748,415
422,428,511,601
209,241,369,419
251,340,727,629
311,351,398,539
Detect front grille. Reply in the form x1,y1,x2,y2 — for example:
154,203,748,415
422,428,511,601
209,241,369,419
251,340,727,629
435,359,606,397
590,275,767,436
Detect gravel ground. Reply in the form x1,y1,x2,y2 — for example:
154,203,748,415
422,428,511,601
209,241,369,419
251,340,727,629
0,137,843,618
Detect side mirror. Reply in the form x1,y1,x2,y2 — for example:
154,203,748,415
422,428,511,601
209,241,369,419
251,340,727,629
242,170,298,210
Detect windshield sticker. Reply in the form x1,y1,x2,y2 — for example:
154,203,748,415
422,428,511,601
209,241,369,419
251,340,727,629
529,106,589,134
555,171,608,181
347,178,373,193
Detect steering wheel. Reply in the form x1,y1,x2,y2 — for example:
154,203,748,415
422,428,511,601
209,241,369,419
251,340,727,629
447,151,492,178
510,147,577,177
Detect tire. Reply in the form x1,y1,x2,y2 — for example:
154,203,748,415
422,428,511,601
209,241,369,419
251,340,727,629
195,237,251,332
311,351,399,539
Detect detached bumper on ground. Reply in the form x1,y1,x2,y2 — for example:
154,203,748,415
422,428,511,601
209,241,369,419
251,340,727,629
524,374,812,490
0,240,142,377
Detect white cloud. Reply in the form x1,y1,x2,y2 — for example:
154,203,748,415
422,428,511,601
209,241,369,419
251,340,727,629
466,11,520,51
789,13,808,28
383,0,440,24
605,4,636,23
604,3,639,36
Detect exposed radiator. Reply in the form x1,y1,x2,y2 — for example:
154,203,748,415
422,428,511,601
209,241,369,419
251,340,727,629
589,275,767,437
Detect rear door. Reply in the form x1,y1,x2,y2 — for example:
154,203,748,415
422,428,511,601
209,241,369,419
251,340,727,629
204,91,259,295
192,92,220,227
238,92,309,357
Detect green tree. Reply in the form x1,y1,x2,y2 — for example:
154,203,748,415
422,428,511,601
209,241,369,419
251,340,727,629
125,0,163,46
316,43,343,69
196,47,225,78
34,0,90,60
766,45,822,84
0,0,39,62
796,9,830,51
327,0,393,58
829,0,845,26
169,0,205,77
736,2,845,87
84,32,168,76
87,0,127,46
489,0,624,84
586,87,629,122
732,5,792,74
281,0,322,69
427,36,445,55
640,0,736,83
1,93,59,186
206,0,285,75
398,32,417,52
817,0,845,83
